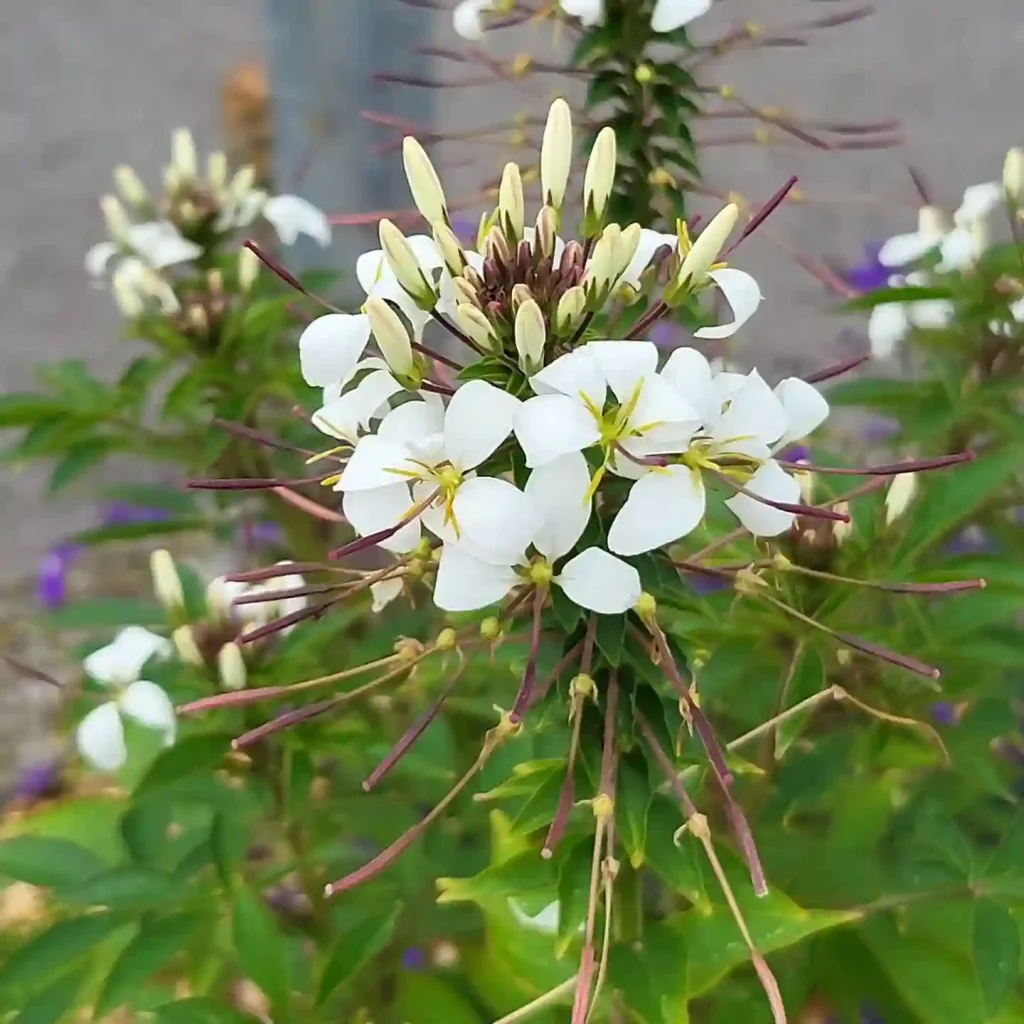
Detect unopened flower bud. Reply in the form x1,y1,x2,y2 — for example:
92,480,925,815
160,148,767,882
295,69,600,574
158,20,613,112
379,219,437,310
207,150,229,192
173,626,204,666
217,642,247,691
582,126,616,233
591,793,614,820
614,223,642,280
673,203,738,292
171,128,197,180
150,549,184,611
510,283,533,312
884,473,917,525
365,296,414,377
433,222,467,277
581,226,619,303
435,627,457,652
228,166,257,202
237,245,260,291
208,269,224,295
112,277,144,318
515,298,546,374
555,286,587,333
498,162,525,243
483,224,511,264
795,469,814,503
456,303,498,352
480,616,502,640
114,165,148,207
187,304,208,333
100,195,129,238
540,98,573,211
162,164,181,195
634,64,654,85
534,206,557,259
918,205,948,238
1004,148,1024,203
634,591,657,622
569,673,596,701
402,136,447,226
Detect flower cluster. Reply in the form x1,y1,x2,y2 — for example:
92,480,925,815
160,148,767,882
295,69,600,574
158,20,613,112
85,128,330,318
295,98,827,620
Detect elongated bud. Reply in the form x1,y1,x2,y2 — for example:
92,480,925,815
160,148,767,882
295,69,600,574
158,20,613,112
218,642,247,691
402,136,447,225
150,549,185,611
112,277,144,318
162,164,181,195
171,128,197,180
555,286,587,333
510,283,533,312
498,162,525,243
365,296,414,377
483,224,511,264
456,303,498,352
207,151,229,192
884,473,917,525
582,126,617,233
173,625,204,666
1004,148,1024,203
379,219,437,310
114,166,148,207
535,206,557,259
432,223,467,279
100,195,129,238
206,577,236,621
673,203,739,292
229,166,257,202
581,225,620,305
515,298,546,374
541,98,573,211
237,246,260,292
614,223,642,280
918,205,948,237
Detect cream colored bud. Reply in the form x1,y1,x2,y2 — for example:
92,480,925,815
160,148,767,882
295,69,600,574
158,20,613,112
582,126,617,229
483,224,511,264
206,577,236,621
207,269,224,294
150,549,184,611
634,591,657,621
534,206,557,258
433,222,467,277
162,164,181,195
514,298,546,374
173,626,204,667
971,217,990,260
555,286,586,333
675,203,739,289
114,165,148,207
498,162,525,242
365,296,414,376
228,166,257,202
795,469,814,503
112,277,144,318
237,245,260,292
510,283,533,312
171,128,197,180
402,136,447,225
100,195,129,238
187,305,208,333
540,98,573,211
1004,148,1024,203
580,225,620,301
918,205,948,238
614,223,642,280
217,642,247,691
207,150,229,192
452,277,479,308
379,219,437,309
884,473,917,525
456,303,498,352
435,627,457,651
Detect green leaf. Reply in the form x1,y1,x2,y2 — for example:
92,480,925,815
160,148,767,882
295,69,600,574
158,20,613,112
152,998,262,1024
9,965,89,1024
0,914,128,994
595,614,626,666
0,837,107,888
95,914,203,1015
135,733,232,794
437,851,554,907
616,759,652,868
100,483,197,516
68,518,206,547
973,900,1020,1017
644,797,707,909
774,647,825,759
46,597,166,630
316,905,401,1005
393,974,481,1024
231,886,291,1011
0,393,67,428
60,867,179,910
843,284,954,310
49,439,116,493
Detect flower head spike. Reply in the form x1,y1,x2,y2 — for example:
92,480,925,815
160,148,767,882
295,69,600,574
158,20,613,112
878,205,949,268
541,99,573,212
171,128,197,180
379,220,440,310
1004,148,1024,203
403,137,448,227
77,627,175,772
515,298,547,375
583,127,617,234
498,162,525,243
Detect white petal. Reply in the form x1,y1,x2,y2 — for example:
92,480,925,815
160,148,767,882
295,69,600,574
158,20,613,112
126,221,203,268
530,348,606,407
119,680,176,745
444,380,521,471
937,227,975,272
76,703,126,772
299,313,371,387
954,182,1002,226
433,545,519,612
356,249,389,297
338,434,415,491
525,452,593,561
557,548,642,615
607,466,705,556
418,481,458,547
263,194,331,247
651,0,712,33
514,394,601,468
908,299,954,330
660,347,719,427
712,369,748,404
85,242,119,277
377,398,446,445
868,303,909,359
877,230,940,268
559,0,605,25
342,482,420,552
585,341,658,403
628,372,700,436
713,370,787,452
774,378,829,446
695,269,763,340
620,230,677,289
371,577,404,612
724,461,801,536
84,627,170,688
452,477,539,564
453,0,492,38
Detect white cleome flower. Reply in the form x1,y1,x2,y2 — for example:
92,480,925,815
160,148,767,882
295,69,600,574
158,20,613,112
607,352,828,554
311,358,406,446
434,452,642,615
558,0,605,27
262,194,332,248
650,0,713,33
877,206,949,269
618,228,678,293
76,627,175,772
452,0,499,38
867,271,955,359
513,340,701,473
693,267,763,340
338,381,536,562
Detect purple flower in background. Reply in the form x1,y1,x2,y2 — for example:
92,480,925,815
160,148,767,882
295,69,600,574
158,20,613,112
845,244,890,294
650,320,682,348
861,417,900,445
930,701,958,727
401,947,427,971
942,525,994,557
12,760,62,802
860,1003,886,1024
449,214,478,246
780,444,811,464
37,543,80,609
101,502,170,526
239,519,284,552
685,570,732,596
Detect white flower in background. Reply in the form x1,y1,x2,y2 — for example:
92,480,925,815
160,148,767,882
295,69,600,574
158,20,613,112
452,0,500,39
867,270,955,359
558,0,605,27
607,352,828,554
884,472,918,525
877,206,949,269
238,562,310,631
76,627,175,772
86,220,202,281
110,258,181,316
338,381,536,561
370,576,405,613
513,340,700,472
651,0,714,33
311,358,405,446
262,195,332,248
434,452,642,615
